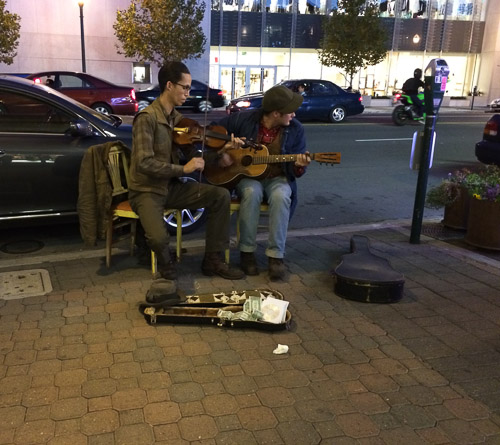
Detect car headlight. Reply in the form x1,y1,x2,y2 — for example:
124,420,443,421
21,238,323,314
235,100,251,108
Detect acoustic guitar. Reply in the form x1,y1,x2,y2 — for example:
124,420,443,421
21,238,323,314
204,145,341,187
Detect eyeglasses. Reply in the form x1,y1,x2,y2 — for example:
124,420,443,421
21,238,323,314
174,82,191,92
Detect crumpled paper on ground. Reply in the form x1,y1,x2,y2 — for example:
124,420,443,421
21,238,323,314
273,344,289,354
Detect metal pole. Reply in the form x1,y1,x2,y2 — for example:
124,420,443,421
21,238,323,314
410,75,436,244
471,86,477,110
79,3,86,73
410,115,436,243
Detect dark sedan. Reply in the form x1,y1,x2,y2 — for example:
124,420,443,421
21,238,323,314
475,114,500,166
135,79,227,112
490,98,500,112
226,79,364,123
0,75,204,233
27,71,138,115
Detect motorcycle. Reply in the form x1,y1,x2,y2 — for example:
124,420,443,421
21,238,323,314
392,91,425,126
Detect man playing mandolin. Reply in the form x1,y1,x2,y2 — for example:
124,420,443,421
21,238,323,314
218,85,311,280
129,61,244,303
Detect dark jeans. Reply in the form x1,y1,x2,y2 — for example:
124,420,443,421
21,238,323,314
129,180,231,255
410,95,424,117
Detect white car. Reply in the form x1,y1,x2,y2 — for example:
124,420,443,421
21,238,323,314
490,98,500,111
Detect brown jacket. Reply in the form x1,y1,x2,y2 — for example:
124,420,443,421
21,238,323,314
77,140,130,246
129,99,185,196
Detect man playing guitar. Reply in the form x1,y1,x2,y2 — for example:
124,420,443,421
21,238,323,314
218,86,311,280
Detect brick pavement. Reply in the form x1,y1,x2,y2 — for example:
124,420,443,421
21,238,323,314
1,223,500,444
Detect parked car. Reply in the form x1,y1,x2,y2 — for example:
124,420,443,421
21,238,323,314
226,79,364,123
489,98,500,112
0,75,205,233
135,79,227,112
26,71,138,115
475,114,500,166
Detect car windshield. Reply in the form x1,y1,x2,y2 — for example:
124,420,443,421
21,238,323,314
278,80,295,89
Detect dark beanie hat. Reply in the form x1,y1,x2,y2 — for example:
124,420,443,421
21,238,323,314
262,85,303,114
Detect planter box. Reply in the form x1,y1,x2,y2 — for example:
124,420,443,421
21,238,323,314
465,199,500,250
443,187,469,230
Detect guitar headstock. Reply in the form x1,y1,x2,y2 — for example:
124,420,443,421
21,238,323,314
313,152,341,165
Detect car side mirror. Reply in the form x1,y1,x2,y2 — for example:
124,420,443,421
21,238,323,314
69,119,94,137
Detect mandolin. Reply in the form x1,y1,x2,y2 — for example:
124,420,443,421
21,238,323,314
204,145,340,187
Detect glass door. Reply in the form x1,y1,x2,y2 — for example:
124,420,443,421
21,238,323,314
219,66,277,99
233,68,247,99
249,68,262,94
262,67,275,92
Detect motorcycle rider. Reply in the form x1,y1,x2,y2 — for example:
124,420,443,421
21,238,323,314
402,68,425,118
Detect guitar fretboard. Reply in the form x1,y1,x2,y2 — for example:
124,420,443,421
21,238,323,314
252,155,297,165
252,153,322,165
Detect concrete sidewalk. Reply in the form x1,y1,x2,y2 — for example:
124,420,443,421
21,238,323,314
1,220,500,444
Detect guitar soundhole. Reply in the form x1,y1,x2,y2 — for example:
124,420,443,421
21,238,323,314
241,155,253,167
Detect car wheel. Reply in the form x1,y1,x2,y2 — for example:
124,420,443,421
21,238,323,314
91,103,112,115
329,106,346,123
164,177,207,234
137,100,150,112
197,100,213,113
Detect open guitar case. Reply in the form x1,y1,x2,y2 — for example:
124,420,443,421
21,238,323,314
139,288,292,331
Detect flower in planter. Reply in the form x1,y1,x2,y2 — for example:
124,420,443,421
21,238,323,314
463,165,500,203
426,168,471,209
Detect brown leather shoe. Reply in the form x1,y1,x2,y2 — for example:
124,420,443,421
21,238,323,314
240,252,258,276
202,252,245,280
268,257,285,280
159,262,177,281
156,248,177,280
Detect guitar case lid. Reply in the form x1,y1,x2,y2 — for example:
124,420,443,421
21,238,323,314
334,235,404,303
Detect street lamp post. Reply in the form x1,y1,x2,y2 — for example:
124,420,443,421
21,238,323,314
78,1,86,72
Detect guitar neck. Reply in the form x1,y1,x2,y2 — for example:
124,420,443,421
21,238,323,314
252,153,319,165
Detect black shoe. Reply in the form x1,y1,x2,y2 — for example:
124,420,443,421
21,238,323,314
268,257,285,280
202,252,245,280
240,252,258,276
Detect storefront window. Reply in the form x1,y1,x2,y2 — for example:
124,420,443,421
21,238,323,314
223,0,239,11
298,0,327,14
241,0,262,11
266,0,293,13
132,63,151,84
447,0,484,20
421,0,485,20
378,0,429,19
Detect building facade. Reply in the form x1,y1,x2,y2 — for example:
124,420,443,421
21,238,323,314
210,0,495,101
2,0,499,104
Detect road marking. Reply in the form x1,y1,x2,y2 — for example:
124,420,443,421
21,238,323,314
355,138,413,142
